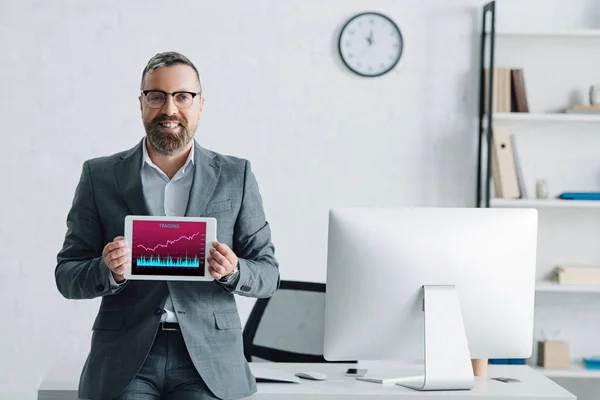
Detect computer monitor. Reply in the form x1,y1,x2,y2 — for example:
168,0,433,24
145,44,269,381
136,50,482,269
323,207,537,391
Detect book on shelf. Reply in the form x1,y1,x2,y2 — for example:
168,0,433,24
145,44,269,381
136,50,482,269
510,134,527,199
553,264,600,285
490,125,521,199
565,105,600,114
510,69,529,112
484,67,529,113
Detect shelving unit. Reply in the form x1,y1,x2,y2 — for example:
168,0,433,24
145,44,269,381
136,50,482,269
477,4,600,208
478,2,600,399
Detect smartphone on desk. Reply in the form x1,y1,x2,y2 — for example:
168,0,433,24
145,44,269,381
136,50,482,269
345,368,368,377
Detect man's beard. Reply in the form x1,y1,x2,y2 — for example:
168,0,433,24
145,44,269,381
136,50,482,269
144,114,194,156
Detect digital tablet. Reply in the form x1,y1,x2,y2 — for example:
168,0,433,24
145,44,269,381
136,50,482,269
123,215,217,281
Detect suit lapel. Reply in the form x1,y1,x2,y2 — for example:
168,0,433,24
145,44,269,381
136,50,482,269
185,141,220,217
115,139,150,216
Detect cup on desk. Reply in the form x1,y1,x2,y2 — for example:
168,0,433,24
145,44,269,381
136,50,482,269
472,359,488,376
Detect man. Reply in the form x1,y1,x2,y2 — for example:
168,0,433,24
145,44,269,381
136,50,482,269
55,52,280,400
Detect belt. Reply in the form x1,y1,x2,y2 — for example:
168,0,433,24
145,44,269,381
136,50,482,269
160,322,181,331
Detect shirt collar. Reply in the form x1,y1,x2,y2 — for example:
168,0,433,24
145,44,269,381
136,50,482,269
142,138,195,174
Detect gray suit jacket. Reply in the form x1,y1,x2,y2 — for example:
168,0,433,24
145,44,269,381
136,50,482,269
55,139,280,400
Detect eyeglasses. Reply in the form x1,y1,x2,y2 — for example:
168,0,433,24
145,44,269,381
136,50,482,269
141,90,201,109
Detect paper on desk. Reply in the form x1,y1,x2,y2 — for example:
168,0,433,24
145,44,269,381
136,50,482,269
250,365,302,383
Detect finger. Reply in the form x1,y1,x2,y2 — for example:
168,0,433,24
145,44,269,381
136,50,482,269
208,257,228,275
212,241,231,256
104,239,128,256
109,236,127,249
106,247,130,264
210,253,233,277
209,247,230,268
208,265,223,280
112,262,130,275
208,257,228,277
109,255,129,270
212,241,238,266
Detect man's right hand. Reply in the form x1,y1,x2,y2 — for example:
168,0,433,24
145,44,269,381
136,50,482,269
103,236,130,283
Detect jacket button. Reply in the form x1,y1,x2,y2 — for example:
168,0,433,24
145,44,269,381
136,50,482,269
95,284,105,292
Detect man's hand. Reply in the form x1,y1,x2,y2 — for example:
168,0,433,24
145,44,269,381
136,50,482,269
102,236,130,283
208,240,238,280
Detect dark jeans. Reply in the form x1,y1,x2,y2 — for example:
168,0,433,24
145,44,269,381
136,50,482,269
115,328,218,400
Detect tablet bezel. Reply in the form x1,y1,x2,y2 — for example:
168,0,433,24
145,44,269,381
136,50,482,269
123,215,217,281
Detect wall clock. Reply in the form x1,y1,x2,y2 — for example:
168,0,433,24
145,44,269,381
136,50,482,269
338,12,403,77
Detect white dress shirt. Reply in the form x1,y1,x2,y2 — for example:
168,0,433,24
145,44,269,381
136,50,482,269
141,138,195,323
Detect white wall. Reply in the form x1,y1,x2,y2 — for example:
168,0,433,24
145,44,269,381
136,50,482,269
0,0,597,398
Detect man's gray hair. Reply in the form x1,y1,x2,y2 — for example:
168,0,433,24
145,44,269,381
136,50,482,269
140,51,202,92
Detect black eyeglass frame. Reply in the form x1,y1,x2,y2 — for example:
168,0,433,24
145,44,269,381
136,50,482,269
141,90,202,109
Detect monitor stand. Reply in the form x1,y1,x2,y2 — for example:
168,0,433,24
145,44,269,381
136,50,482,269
357,285,474,391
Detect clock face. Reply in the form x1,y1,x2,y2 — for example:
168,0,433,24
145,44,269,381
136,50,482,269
338,12,403,77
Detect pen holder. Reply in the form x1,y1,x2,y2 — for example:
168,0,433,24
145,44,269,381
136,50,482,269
537,341,569,369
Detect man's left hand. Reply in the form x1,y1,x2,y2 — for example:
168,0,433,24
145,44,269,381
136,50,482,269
208,240,238,280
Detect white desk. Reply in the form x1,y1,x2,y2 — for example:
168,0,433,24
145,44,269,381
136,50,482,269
38,362,575,400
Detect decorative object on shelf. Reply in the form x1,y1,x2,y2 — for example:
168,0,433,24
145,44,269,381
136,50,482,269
557,191,600,200
537,333,569,369
582,356,600,370
535,179,549,199
589,85,600,105
338,11,403,77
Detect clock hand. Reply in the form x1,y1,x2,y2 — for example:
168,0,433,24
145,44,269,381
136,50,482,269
365,30,374,46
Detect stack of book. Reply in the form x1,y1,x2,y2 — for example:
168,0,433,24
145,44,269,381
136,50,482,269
553,264,600,285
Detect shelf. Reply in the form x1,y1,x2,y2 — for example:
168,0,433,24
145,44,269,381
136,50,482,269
534,362,600,379
485,113,600,123
487,30,600,38
536,281,600,294
490,198,600,209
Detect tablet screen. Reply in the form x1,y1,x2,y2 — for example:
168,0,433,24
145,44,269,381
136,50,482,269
131,220,208,277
